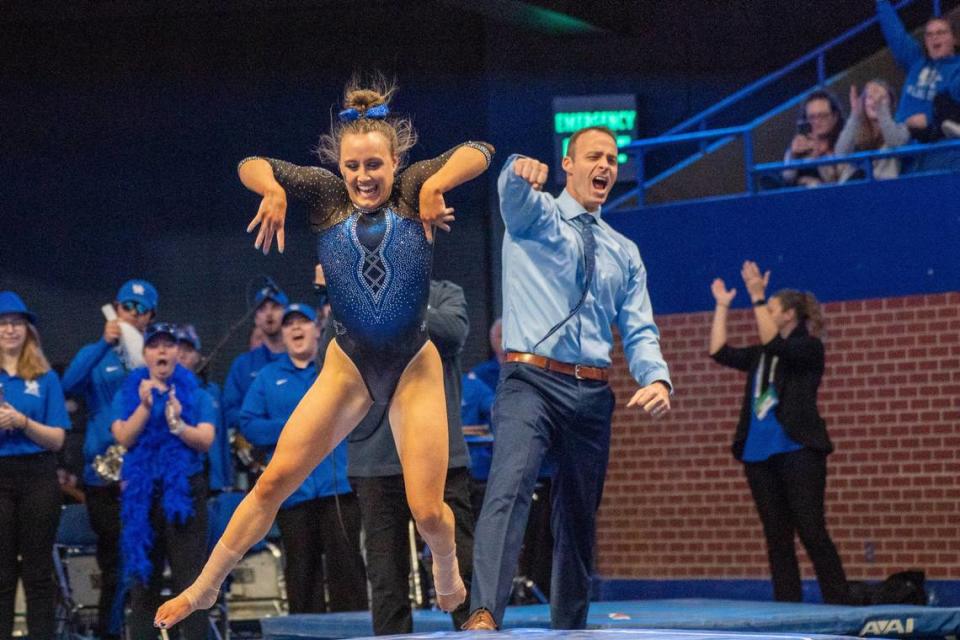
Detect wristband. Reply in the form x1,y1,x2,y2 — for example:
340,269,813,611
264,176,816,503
170,419,186,435
752,298,767,307
18,416,28,431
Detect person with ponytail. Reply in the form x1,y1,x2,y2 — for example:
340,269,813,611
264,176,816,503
0,292,70,640
708,262,850,605
154,76,493,630
112,324,216,639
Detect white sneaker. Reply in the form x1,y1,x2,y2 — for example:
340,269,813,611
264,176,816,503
942,119,960,139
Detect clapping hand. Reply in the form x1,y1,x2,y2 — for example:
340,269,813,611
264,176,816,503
740,260,770,302
849,84,864,119
0,404,26,431
711,278,737,306
165,385,182,430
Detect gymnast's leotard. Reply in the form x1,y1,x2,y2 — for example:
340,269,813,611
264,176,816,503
240,142,492,403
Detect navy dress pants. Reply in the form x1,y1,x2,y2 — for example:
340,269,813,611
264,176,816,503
471,363,614,629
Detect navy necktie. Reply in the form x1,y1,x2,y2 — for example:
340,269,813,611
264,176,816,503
533,213,597,350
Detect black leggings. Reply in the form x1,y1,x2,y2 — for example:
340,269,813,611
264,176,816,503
0,452,61,640
744,448,850,604
126,473,209,640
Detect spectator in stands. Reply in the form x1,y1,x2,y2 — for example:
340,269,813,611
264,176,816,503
61,278,158,640
345,280,473,633
782,91,845,187
112,323,216,640
877,1,960,140
221,284,288,471
708,262,850,605
0,291,70,640
239,303,367,614
176,324,231,492
836,80,909,181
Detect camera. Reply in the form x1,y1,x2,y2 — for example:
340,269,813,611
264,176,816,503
797,121,812,136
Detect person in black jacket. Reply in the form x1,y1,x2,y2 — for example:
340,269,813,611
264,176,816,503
708,261,850,605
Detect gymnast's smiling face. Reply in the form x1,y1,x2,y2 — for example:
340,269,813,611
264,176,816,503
339,131,399,211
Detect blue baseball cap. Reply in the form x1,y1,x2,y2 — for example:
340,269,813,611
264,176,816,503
143,322,178,346
0,291,37,325
281,302,317,324
116,279,158,312
255,285,288,309
175,324,202,351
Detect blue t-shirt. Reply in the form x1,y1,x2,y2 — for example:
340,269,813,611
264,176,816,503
0,369,71,457
741,355,804,463
109,379,219,477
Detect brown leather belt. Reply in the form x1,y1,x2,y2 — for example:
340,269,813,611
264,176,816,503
505,352,609,382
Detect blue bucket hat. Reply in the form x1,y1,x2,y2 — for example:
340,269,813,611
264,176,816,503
116,279,159,313
0,291,37,325
281,302,318,324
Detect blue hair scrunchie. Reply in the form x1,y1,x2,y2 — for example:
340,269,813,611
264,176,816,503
338,103,390,122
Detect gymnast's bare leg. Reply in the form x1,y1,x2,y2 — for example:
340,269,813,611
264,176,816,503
154,339,371,629
389,340,466,612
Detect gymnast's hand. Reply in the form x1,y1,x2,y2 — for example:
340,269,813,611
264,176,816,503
419,186,455,244
627,381,671,419
247,186,287,255
513,156,549,191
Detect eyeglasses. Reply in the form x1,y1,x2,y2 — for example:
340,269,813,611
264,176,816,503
925,28,952,37
120,301,150,315
0,317,27,329
806,112,835,121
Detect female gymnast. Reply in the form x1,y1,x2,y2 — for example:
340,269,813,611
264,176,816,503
154,78,493,629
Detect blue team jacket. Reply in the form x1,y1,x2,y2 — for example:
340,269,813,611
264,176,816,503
62,339,128,485
238,354,351,508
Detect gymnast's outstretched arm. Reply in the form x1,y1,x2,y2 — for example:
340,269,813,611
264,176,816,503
418,143,494,241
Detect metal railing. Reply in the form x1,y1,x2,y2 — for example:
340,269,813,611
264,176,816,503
609,0,949,210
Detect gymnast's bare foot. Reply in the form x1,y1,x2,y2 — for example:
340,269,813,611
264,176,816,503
154,594,200,630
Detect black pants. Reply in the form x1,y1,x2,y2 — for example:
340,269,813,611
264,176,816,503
126,474,209,640
275,493,368,614
744,448,850,604
351,467,474,634
85,483,122,639
0,452,61,640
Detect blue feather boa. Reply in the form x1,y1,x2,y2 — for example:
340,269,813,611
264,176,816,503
119,364,202,584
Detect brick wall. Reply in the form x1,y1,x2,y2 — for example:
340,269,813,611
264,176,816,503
597,292,960,581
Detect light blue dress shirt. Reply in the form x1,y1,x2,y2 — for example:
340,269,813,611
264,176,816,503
498,154,671,389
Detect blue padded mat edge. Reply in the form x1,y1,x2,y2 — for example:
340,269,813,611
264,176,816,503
260,598,960,638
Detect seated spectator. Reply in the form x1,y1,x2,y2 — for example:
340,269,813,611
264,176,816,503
877,0,960,140
836,80,909,181
782,91,845,187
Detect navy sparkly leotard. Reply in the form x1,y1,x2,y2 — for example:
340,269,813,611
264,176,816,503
241,142,492,403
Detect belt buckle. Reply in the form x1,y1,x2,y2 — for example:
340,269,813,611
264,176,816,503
574,364,585,380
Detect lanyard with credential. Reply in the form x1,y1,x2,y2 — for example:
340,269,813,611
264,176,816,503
753,353,779,399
